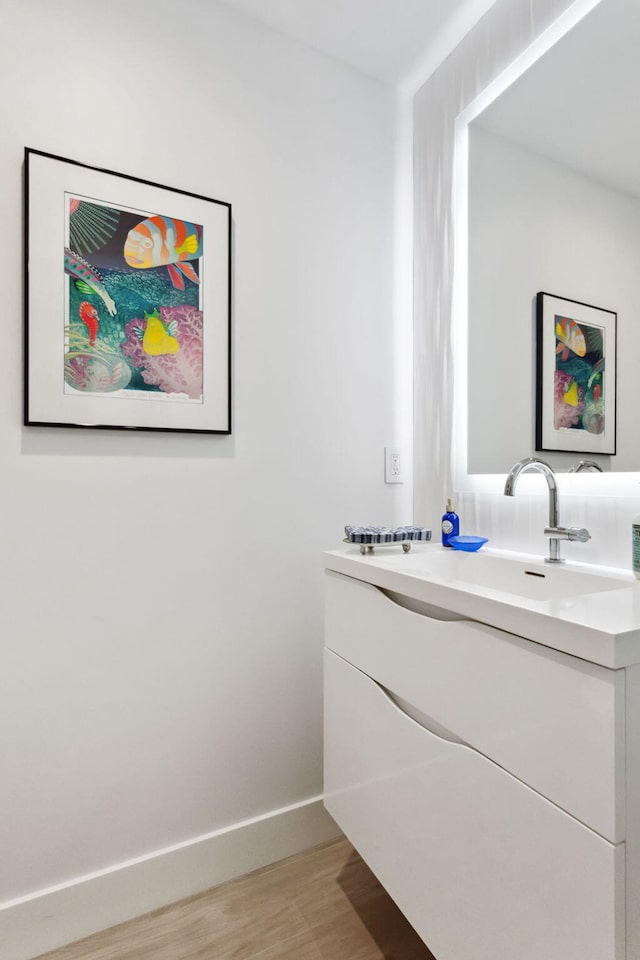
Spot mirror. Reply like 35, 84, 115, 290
466, 0, 640, 474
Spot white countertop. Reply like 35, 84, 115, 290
323, 544, 640, 668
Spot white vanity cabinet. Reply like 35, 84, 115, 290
323, 560, 640, 960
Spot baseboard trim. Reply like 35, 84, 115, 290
0, 796, 341, 960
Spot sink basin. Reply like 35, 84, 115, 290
378, 548, 629, 602
324, 543, 640, 668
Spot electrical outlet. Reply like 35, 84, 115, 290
385, 446, 404, 483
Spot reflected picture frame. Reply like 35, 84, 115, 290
24, 148, 232, 434
536, 291, 616, 456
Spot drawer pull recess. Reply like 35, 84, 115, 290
379, 587, 468, 622
376, 678, 467, 745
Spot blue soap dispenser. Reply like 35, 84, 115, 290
441, 498, 460, 547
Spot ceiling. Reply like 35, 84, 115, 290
217, 0, 498, 91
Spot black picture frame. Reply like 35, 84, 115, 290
24, 147, 232, 434
536, 291, 616, 456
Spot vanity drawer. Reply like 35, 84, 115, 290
325, 570, 624, 841
324, 648, 624, 960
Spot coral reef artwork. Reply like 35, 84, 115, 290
553, 314, 604, 435
64, 196, 204, 402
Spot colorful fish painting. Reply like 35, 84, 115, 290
64, 199, 204, 403
553, 313, 605, 436
64, 248, 117, 316
555, 315, 586, 361
124, 216, 203, 290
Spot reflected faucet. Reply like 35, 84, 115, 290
568, 459, 603, 473
504, 457, 591, 563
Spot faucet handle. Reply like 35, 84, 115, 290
544, 526, 591, 543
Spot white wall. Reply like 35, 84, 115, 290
468, 125, 640, 474
0, 0, 411, 935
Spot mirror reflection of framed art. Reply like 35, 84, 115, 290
536, 292, 616, 456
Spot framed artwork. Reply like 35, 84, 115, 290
536, 292, 616, 455
24, 148, 231, 433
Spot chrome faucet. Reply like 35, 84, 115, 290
504, 457, 591, 563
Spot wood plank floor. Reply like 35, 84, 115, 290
36, 837, 437, 960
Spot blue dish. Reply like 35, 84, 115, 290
448, 535, 488, 552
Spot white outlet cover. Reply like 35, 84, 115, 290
385, 446, 404, 483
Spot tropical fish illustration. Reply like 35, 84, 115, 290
563, 379, 579, 406
123, 216, 203, 290
555, 315, 586, 361
64, 248, 117, 316
79, 301, 99, 346
133, 309, 180, 356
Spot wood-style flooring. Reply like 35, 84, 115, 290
36, 837, 437, 960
